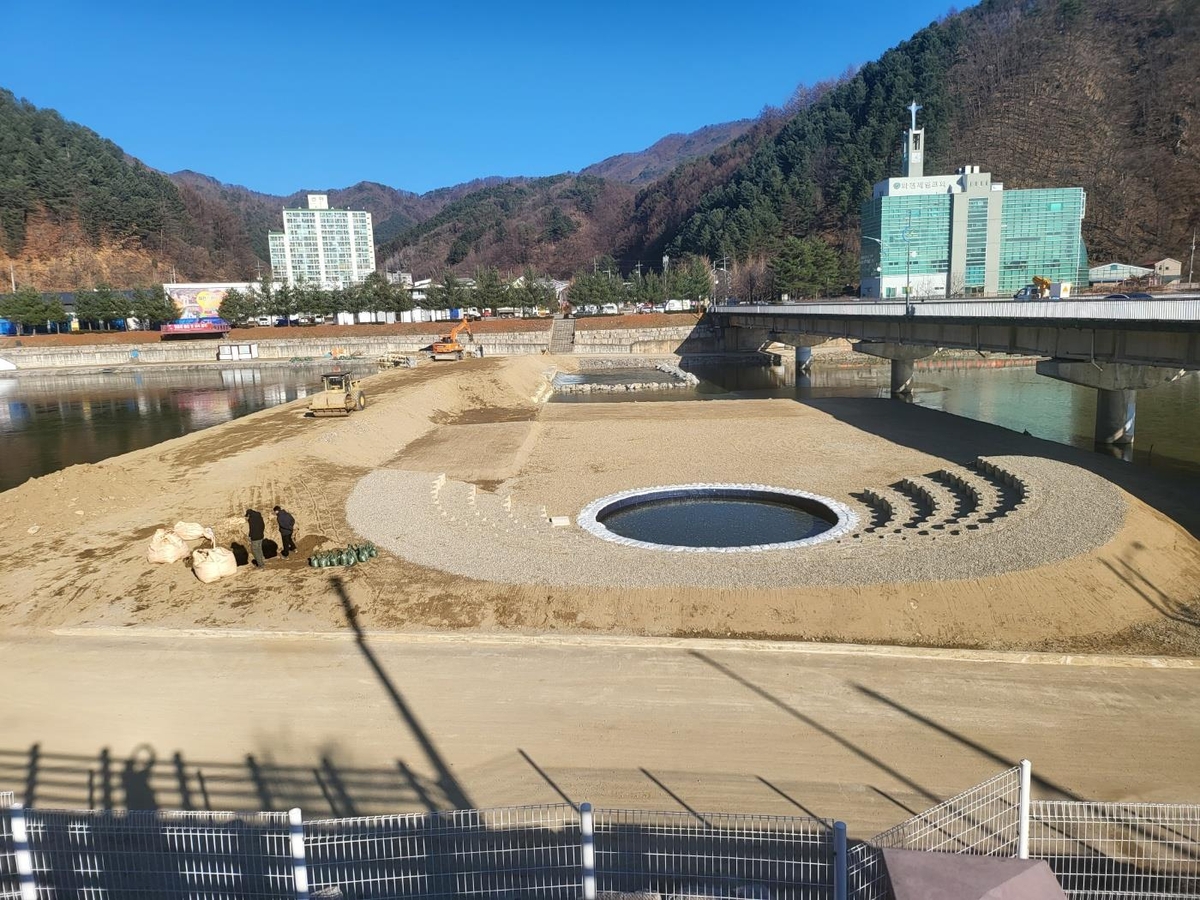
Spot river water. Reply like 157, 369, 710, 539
2, 359, 1198, 493
0, 364, 374, 493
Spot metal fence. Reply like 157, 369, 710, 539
845, 843, 891, 900
303, 804, 581, 900
18, 807, 294, 899
1, 801, 837, 900
5, 770, 1200, 900
871, 763, 1027, 857
592, 808, 836, 900
1029, 801, 1200, 899
1, 792, 16, 900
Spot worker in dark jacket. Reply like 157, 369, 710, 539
273, 505, 296, 558
245, 508, 266, 568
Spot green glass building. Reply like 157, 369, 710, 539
860, 118, 1087, 298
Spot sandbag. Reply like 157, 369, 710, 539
173, 521, 206, 541
192, 547, 237, 583
148, 528, 189, 564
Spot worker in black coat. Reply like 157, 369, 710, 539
274, 505, 297, 558
245, 509, 266, 568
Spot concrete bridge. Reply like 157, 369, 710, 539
714, 297, 1200, 447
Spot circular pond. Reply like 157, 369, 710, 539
578, 484, 856, 553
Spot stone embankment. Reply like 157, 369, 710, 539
572, 320, 720, 356
552, 362, 700, 395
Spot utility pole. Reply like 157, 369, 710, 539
8, 264, 15, 293
1189, 229, 1196, 285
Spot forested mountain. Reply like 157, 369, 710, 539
617, 0, 1200, 277
0, 89, 260, 288
377, 175, 636, 278
168, 173, 462, 259
582, 120, 756, 185
4, 0, 1194, 292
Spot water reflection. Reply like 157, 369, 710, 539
0, 364, 373, 492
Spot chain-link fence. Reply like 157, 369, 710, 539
1029, 800, 1200, 899
592, 808, 835, 900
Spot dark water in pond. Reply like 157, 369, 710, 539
0, 364, 374, 492
600, 497, 833, 547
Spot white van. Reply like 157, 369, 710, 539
601, 303, 619, 315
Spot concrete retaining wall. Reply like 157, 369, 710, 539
0, 331, 554, 370
572, 324, 720, 356
0, 322, 730, 371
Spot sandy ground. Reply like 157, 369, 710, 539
5, 631, 1198, 831
0, 354, 1198, 656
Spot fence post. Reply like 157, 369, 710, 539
833, 821, 848, 900
1017, 759, 1032, 860
11, 804, 37, 900
580, 802, 596, 900
289, 807, 310, 900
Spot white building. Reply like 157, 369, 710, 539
268, 194, 375, 289
1088, 262, 1153, 284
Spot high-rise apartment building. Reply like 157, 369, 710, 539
268, 194, 375, 289
860, 107, 1087, 298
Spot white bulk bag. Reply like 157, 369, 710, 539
192, 547, 238, 583
173, 521, 206, 541
148, 528, 189, 564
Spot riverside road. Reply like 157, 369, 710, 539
4, 629, 1197, 835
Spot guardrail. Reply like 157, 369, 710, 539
716, 299, 1200, 324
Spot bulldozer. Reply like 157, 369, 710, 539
307, 373, 366, 417
430, 320, 478, 361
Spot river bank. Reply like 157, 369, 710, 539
1, 354, 1197, 657
0, 318, 1036, 376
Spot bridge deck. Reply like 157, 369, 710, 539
716, 297, 1200, 329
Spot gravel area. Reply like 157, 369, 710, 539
347, 454, 1126, 589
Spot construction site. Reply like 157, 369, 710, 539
2, 320, 1199, 898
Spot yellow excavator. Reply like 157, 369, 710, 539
430, 320, 476, 361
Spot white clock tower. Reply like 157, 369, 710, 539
902, 100, 924, 178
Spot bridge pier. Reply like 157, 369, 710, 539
1094, 389, 1137, 446
853, 342, 937, 396
765, 334, 828, 372
1035, 360, 1185, 447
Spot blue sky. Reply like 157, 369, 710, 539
2, 0, 961, 195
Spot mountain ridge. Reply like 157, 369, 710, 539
3, 0, 1195, 291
